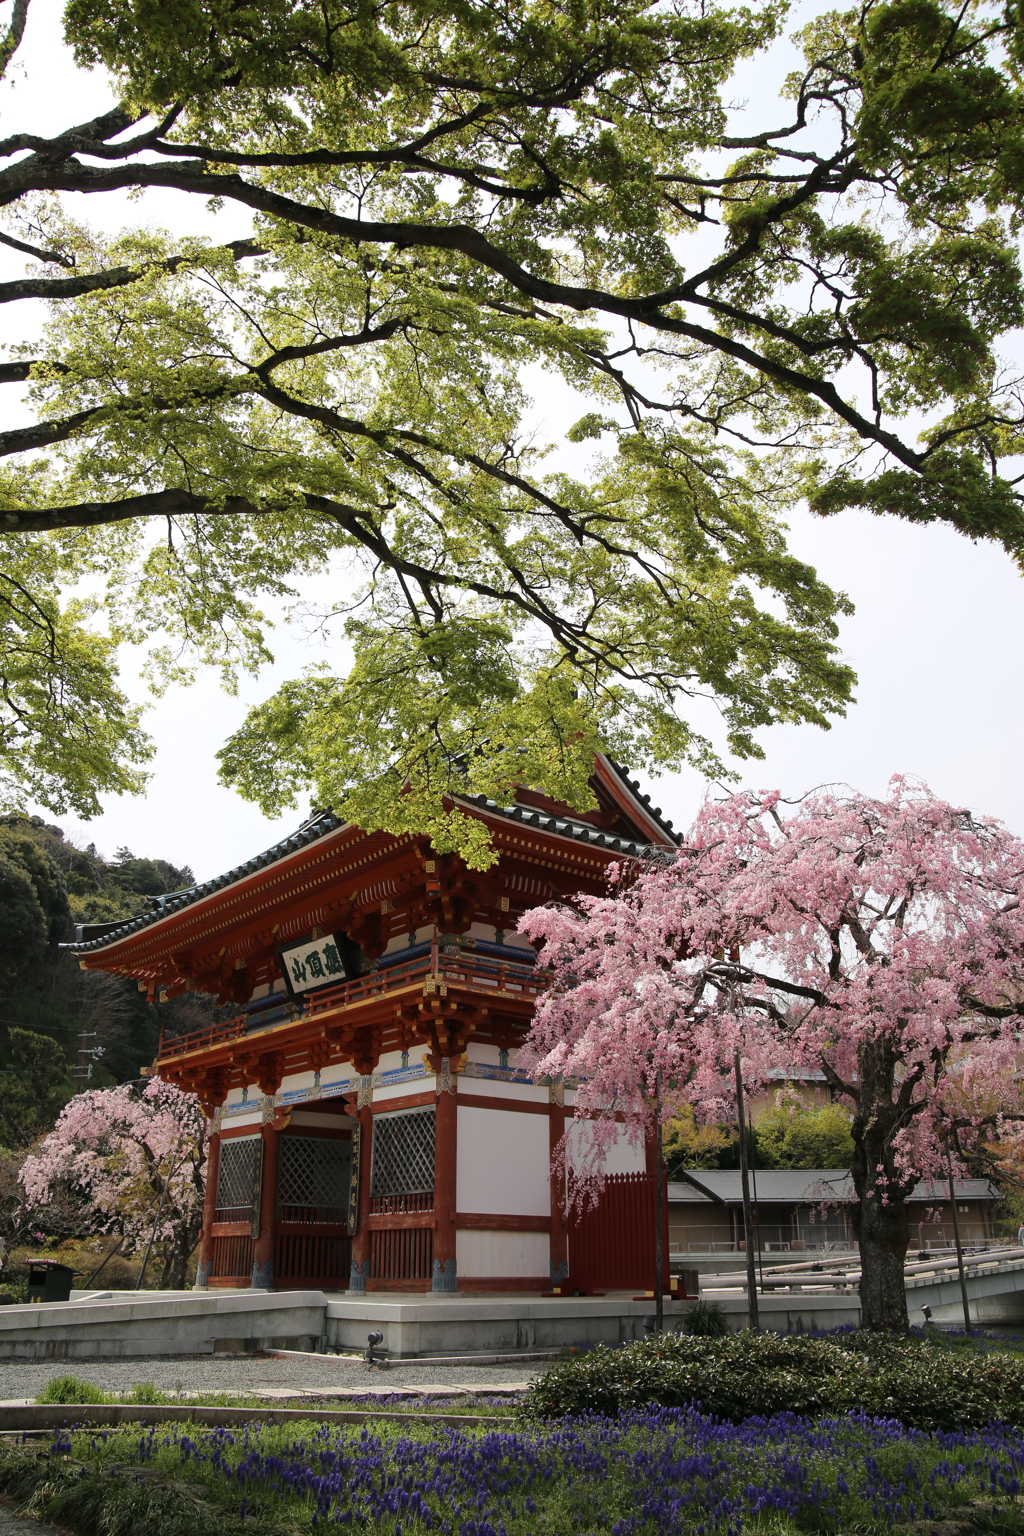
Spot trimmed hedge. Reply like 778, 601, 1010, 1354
520, 1331, 1024, 1432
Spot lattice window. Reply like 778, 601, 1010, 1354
216, 1137, 261, 1214
371, 1108, 435, 1198
277, 1135, 351, 1220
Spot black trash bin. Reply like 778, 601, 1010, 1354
26, 1261, 75, 1304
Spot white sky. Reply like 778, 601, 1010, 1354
9, 0, 1024, 879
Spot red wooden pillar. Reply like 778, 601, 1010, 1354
548, 1089, 569, 1291
348, 1099, 373, 1291
432, 1062, 458, 1291
252, 1122, 281, 1289
195, 1125, 221, 1288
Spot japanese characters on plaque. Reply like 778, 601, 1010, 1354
278, 933, 353, 995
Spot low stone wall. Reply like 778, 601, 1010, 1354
0, 1289, 687, 1360
0, 1289, 327, 1360
325, 1296, 686, 1357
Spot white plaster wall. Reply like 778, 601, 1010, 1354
456, 1229, 549, 1277
281, 1069, 318, 1094
460, 1077, 548, 1104
467, 1042, 501, 1065
503, 931, 535, 952
567, 1121, 646, 1176
376, 1049, 410, 1073
374, 1079, 432, 1105
456, 1106, 550, 1216
220, 1112, 262, 1132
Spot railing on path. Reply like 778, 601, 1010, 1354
700, 1244, 1024, 1297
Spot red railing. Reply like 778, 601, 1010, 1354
372, 1226, 433, 1282
369, 1191, 434, 1216
157, 943, 546, 1062
275, 1232, 350, 1286
211, 1233, 254, 1279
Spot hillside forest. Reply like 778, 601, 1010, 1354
0, 815, 221, 1148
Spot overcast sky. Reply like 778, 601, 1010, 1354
10, 1, 1024, 880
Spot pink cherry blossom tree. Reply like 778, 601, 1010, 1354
20, 1080, 207, 1289
520, 779, 1024, 1331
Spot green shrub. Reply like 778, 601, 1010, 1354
37, 1374, 109, 1405
129, 1381, 166, 1404
519, 1331, 1024, 1431
680, 1300, 729, 1337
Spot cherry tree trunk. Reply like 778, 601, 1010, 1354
849, 1041, 913, 1331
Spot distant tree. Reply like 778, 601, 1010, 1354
0, 829, 71, 944
756, 1095, 855, 1171
663, 1106, 736, 1174
0, 814, 205, 1081
0, 1028, 74, 1147
521, 780, 1024, 1331
20, 1081, 207, 1289
0, 854, 47, 988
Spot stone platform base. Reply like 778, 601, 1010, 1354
0, 1289, 687, 1361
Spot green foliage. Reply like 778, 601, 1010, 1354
12, 0, 1024, 840
0, 814, 205, 1090
662, 1106, 736, 1174
0, 857, 47, 989
0, 539, 150, 819
520, 1331, 1024, 1431
756, 1097, 856, 1170
680, 1300, 730, 1338
0, 1028, 74, 1147
37, 1373, 109, 1405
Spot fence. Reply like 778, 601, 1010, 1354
569, 1170, 669, 1292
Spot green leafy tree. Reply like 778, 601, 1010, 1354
0, 814, 207, 1082
0, 1027, 74, 1147
663, 1105, 737, 1174
756, 1096, 856, 1170
0, 854, 48, 989
0, 0, 1023, 850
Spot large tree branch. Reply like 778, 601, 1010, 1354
0, 0, 30, 84
0, 237, 264, 306
0, 155, 929, 471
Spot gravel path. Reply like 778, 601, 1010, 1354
0, 1355, 551, 1401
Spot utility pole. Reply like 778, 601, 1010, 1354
73, 1028, 101, 1086
947, 1144, 972, 1333
734, 1050, 759, 1331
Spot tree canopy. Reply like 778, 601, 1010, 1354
20, 1080, 207, 1288
2, 0, 1024, 850
520, 780, 1024, 1329
0, 812, 214, 1086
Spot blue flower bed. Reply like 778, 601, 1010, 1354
5, 1405, 1023, 1535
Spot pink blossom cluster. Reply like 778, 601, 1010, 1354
20, 1079, 206, 1249
519, 778, 1024, 1195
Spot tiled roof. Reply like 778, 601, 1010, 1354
67, 759, 675, 956
68, 808, 342, 954
456, 792, 673, 858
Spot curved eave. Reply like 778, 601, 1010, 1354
454, 793, 669, 861
67, 809, 351, 963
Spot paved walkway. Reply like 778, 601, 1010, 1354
0, 1503, 65, 1536
0, 1355, 549, 1401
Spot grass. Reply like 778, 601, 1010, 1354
34, 1375, 516, 1417
2, 1406, 1024, 1535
